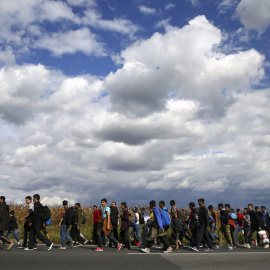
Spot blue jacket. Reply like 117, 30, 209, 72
262, 211, 270, 226
153, 206, 164, 231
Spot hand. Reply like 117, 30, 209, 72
207, 227, 210, 231
215, 225, 218, 229
107, 225, 110, 231
29, 222, 32, 227
259, 227, 262, 230
20, 218, 24, 222
161, 229, 165, 233
58, 223, 61, 228
77, 226, 80, 230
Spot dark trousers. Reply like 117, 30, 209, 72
98, 226, 119, 248
191, 227, 198, 247
93, 223, 99, 245
71, 225, 85, 244
29, 221, 51, 249
195, 224, 213, 249
146, 235, 171, 250
120, 229, 130, 248
244, 225, 250, 243
109, 224, 119, 245
230, 225, 235, 246
180, 229, 193, 244
248, 227, 260, 245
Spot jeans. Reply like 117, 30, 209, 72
234, 225, 243, 245
180, 229, 193, 244
244, 225, 251, 243
109, 223, 119, 245
98, 226, 119, 248
60, 224, 73, 247
5, 230, 20, 242
131, 224, 141, 243
210, 223, 219, 240
93, 223, 99, 245
0, 231, 11, 244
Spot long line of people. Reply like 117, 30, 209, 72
1, 195, 270, 252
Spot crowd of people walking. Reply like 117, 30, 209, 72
0, 195, 270, 253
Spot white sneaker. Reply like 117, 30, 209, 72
17, 240, 21, 246
246, 244, 251, 249
48, 242, 53, 251
7, 242, 14, 250
264, 244, 269, 249
164, 249, 173, 253
141, 248, 150, 253
84, 239, 88, 245
24, 247, 34, 251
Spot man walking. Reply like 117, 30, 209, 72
58, 200, 74, 249
93, 205, 100, 245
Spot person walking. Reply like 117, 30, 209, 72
94, 198, 122, 252
109, 202, 119, 247
208, 205, 219, 244
5, 211, 21, 245
0, 196, 13, 250
131, 207, 141, 246
141, 200, 173, 253
120, 202, 131, 249
58, 200, 74, 249
216, 203, 233, 250
71, 203, 85, 246
243, 208, 251, 247
93, 205, 100, 245
170, 200, 182, 250
234, 209, 244, 246
26, 194, 53, 251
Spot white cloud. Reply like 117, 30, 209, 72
186, 0, 200, 7
165, 3, 175, 11
139, 5, 157, 15
33, 28, 106, 57
235, 0, 270, 31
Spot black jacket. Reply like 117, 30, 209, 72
249, 210, 259, 229
9, 215, 18, 231
31, 201, 43, 222
256, 211, 264, 228
0, 202, 9, 231
110, 206, 119, 226
199, 206, 209, 227
220, 209, 230, 225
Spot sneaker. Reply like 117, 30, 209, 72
264, 244, 269, 249
205, 248, 213, 251
227, 246, 233, 250
7, 242, 14, 250
155, 245, 162, 249
192, 247, 199, 252
70, 241, 75, 248
34, 245, 38, 250
164, 248, 173, 253
24, 247, 34, 251
214, 246, 221, 250
48, 243, 54, 251
84, 239, 88, 245
94, 247, 103, 252
117, 243, 122, 251
246, 244, 251, 249
233, 245, 237, 248
141, 248, 150, 253
17, 240, 21, 246
136, 242, 141, 246
18, 244, 26, 249
58, 247, 66, 250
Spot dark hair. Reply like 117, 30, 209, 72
33, 194, 40, 201
218, 203, 223, 208
255, 206, 259, 210
93, 205, 97, 208
208, 205, 213, 210
63, 200, 68, 206
149, 200, 156, 208
236, 208, 240, 212
112, 201, 116, 204
134, 207, 138, 213
9, 210, 14, 215
248, 203, 253, 207
198, 198, 204, 204
25, 196, 32, 200
0, 196, 5, 202
261, 206, 266, 210
170, 200, 175, 206
101, 198, 107, 203
159, 200, 165, 206
121, 202, 127, 208
225, 204, 230, 209
75, 203, 81, 207
189, 202, 195, 207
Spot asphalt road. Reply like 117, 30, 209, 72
1, 244, 270, 270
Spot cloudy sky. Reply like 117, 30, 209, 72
1, 0, 270, 208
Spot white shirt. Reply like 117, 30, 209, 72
135, 213, 139, 225
28, 202, 34, 212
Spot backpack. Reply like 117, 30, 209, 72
45, 217, 52, 226
139, 213, 145, 225
229, 213, 237, 220
40, 205, 51, 223
177, 208, 186, 224
65, 207, 77, 225
161, 209, 171, 226
81, 211, 88, 225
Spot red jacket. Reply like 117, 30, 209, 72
94, 209, 100, 224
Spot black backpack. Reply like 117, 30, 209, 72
40, 206, 51, 223
65, 207, 77, 225
139, 213, 145, 225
